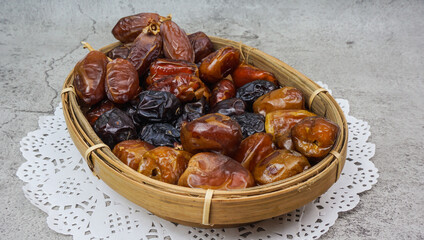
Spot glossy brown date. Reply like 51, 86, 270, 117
210, 98, 246, 116
199, 46, 240, 84
112, 13, 160, 43
74, 50, 108, 106
180, 113, 242, 157
112, 140, 154, 171
145, 58, 199, 86
105, 58, 140, 104
253, 87, 305, 116
178, 152, 255, 190
160, 20, 194, 62
138, 146, 192, 184
188, 31, 214, 63
147, 73, 210, 103
253, 149, 310, 185
234, 133, 275, 172
231, 62, 278, 88
209, 79, 236, 107
265, 110, 316, 136
291, 116, 339, 163
127, 31, 162, 76
85, 100, 115, 126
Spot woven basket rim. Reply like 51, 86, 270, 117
61, 36, 348, 199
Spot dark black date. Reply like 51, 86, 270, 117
134, 90, 182, 123
93, 108, 138, 148
174, 97, 209, 130
231, 112, 265, 138
139, 123, 180, 147
236, 80, 278, 110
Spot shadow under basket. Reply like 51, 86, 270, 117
61, 36, 348, 228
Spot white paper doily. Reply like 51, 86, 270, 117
17, 83, 378, 240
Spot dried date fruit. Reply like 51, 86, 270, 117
107, 44, 132, 59
291, 116, 339, 163
231, 62, 277, 88
112, 140, 154, 171
105, 58, 140, 104
199, 46, 240, 84
178, 152, 255, 190
120, 103, 143, 131
253, 87, 305, 116
265, 109, 316, 136
139, 123, 180, 147
138, 146, 192, 184
146, 58, 199, 86
180, 113, 242, 156
93, 108, 137, 148
174, 97, 209, 130
134, 90, 181, 123
231, 112, 265, 138
234, 133, 275, 172
274, 131, 294, 150
85, 100, 115, 126
253, 149, 310, 185
127, 29, 162, 76
236, 80, 278, 110
74, 50, 108, 106
147, 73, 210, 103
160, 20, 194, 62
209, 98, 246, 116
112, 13, 160, 43
209, 79, 236, 107
188, 31, 214, 63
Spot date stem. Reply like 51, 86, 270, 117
81, 41, 113, 61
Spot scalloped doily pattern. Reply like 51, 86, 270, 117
17, 83, 378, 240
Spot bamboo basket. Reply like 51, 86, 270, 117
61, 36, 348, 228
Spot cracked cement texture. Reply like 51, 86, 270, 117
1, 0, 423, 239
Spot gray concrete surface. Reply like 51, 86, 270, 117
1, 0, 423, 239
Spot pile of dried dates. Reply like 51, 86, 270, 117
74, 12, 340, 190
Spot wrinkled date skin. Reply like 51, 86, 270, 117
231, 112, 265, 138
265, 110, 317, 136
105, 58, 140, 104
231, 62, 278, 88
188, 31, 214, 63
112, 13, 160, 43
178, 152, 255, 190
146, 58, 199, 86
291, 116, 339, 163
180, 113, 242, 156
139, 123, 180, 147
127, 32, 162, 76
138, 146, 192, 184
160, 20, 194, 62
199, 47, 240, 84
148, 73, 210, 103
253, 87, 305, 116
236, 80, 278, 110
74, 51, 108, 106
253, 149, 310, 185
85, 100, 115, 126
112, 140, 154, 171
93, 108, 137, 148
209, 79, 236, 107
210, 98, 246, 116
234, 133, 275, 172
107, 44, 132, 59
134, 90, 181, 123
174, 97, 209, 130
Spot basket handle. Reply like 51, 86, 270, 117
329, 150, 343, 182
308, 88, 328, 109
202, 189, 214, 226
84, 143, 110, 176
